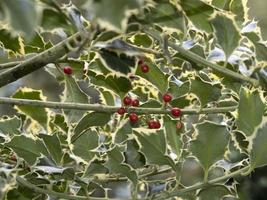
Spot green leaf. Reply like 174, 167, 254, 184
198, 185, 230, 200
146, 0, 185, 32
164, 116, 182, 156
63, 76, 89, 123
190, 77, 222, 106
50, 114, 68, 133
2, 0, 38, 39
40, 133, 63, 166
41, 8, 69, 30
190, 121, 229, 174
168, 81, 190, 99
90, 71, 132, 98
72, 129, 99, 162
99, 89, 115, 106
180, 157, 204, 186
243, 31, 267, 62
134, 129, 175, 169
136, 61, 169, 93
230, 0, 248, 24
250, 118, 267, 170
89, 0, 142, 31
105, 147, 138, 185
212, 0, 231, 10
0, 116, 21, 135
210, 13, 241, 59
0, 29, 23, 53
133, 33, 152, 48
12, 88, 50, 130
6, 135, 49, 165
98, 49, 136, 75
114, 120, 133, 144
124, 140, 145, 168
236, 87, 265, 136
180, 0, 214, 32
72, 112, 111, 143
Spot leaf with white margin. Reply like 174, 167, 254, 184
133, 129, 176, 169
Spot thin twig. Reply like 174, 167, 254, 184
0, 97, 237, 115
0, 30, 90, 87
143, 28, 259, 86
16, 165, 250, 200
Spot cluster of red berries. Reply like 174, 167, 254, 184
117, 96, 140, 123
117, 93, 182, 129
138, 58, 149, 73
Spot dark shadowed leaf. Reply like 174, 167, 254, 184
98, 49, 136, 75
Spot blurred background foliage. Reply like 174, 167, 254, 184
248, 0, 267, 39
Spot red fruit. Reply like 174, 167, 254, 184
176, 121, 183, 129
132, 99, 140, 107
148, 120, 157, 129
63, 66, 73, 75
141, 64, 149, 73
129, 113, 138, 123
163, 93, 172, 103
123, 96, 132, 106
171, 107, 182, 117
148, 120, 161, 129
117, 107, 126, 115
154, 121, 161, 129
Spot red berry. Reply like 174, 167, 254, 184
148, 120, 161, 129
129, 113, 138, 123
138, 58, 144, 65
141, 64, 149, 73
63, 66, 73, 75
117, 107, 126, 115
132, 99, 140, 107
163, 93, 172, 103
176, 121, 183, 129
171, 107, 182, 117
148, 120, 157, 129
154, 121, 161, 129
123, 96, 132, 106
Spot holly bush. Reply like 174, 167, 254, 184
0, 0, 267, 199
